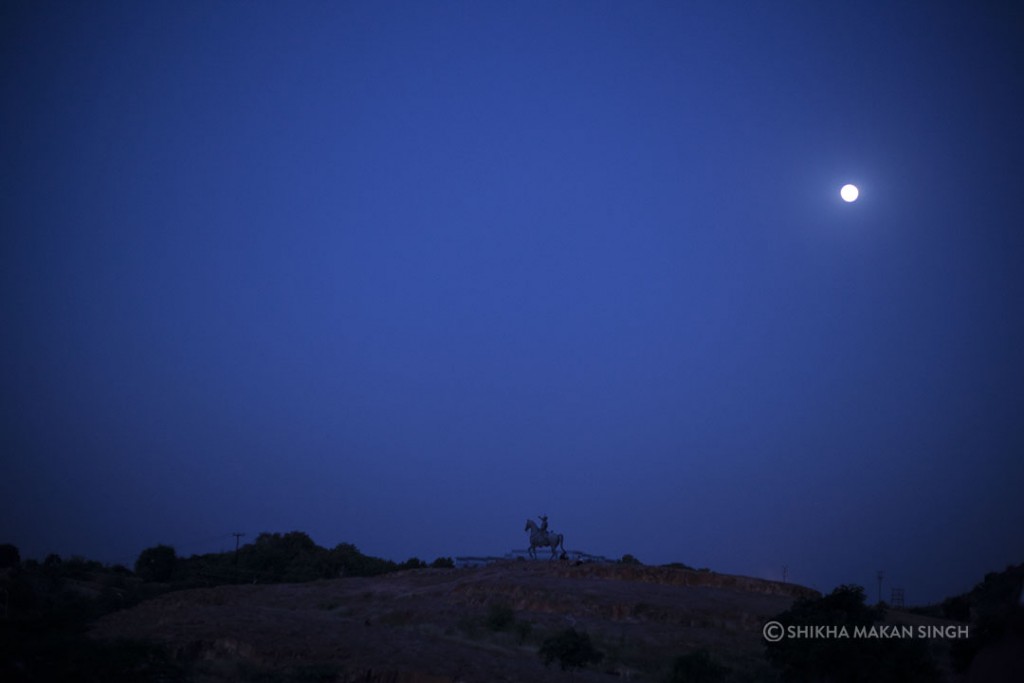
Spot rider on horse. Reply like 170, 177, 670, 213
525, 514, 565, 559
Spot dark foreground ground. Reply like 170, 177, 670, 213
85, 561, 967, 682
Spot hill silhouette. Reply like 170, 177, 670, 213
2, 536, 1021, 681
90, 559, 816, 681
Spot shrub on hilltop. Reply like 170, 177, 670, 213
239, 532, 324, 583
0, 543, 20, 569
134, 545, 177, 582
328, 542, 397, 577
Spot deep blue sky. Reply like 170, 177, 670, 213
2, 1, 1022, 604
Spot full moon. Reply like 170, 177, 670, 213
840, 184, 859, 202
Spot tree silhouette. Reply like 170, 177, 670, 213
134, 545, 177, 582
765, 584, 938, 682
0, 543, 20, 569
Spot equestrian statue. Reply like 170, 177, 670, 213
524, 514, 565, 560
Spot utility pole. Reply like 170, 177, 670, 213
876, 570, 884, 605
782, 565, 788, 583
232, 532, 245, 564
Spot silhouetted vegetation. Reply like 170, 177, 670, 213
661, 561, 696, 571
127, 533, 414, 588
455, 601, 534, 645
398, 557, 427, 570
765, 584, 939, 682
0, 626, 182, 682
134, 544, 177, 582
9, 533, 1014, 681
0, 533, 447, 680
327, 541, 399, 578
237, 531, 325, 583
0, 550, 176, 680
0, 543, 20, 569
933, 562, 1024, 674
539, 628, 604, 672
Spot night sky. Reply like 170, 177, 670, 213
3, 1, 1023, 605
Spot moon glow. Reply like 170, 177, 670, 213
840, 184, 859, 202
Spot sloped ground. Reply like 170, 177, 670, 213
90, 561, 819, 682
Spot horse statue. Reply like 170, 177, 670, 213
524, 517, 565, 560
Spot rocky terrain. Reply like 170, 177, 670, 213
90, 560, 821, 681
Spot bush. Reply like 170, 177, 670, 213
941, 595, 971, 622
765, 584, 939, 682
398, 557, 426, 570
134, 545, 177, 582
662, 561, 696, 570
0, 543, 20, 569
539, 628, 604, 672
620, 554, 642, 565
240, 532, 325, 582
430, 556, 455, 568
328, 543, 397, 577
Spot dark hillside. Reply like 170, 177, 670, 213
90, 560, 815, 681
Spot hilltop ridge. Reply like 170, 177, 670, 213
88, 560, 818, 681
